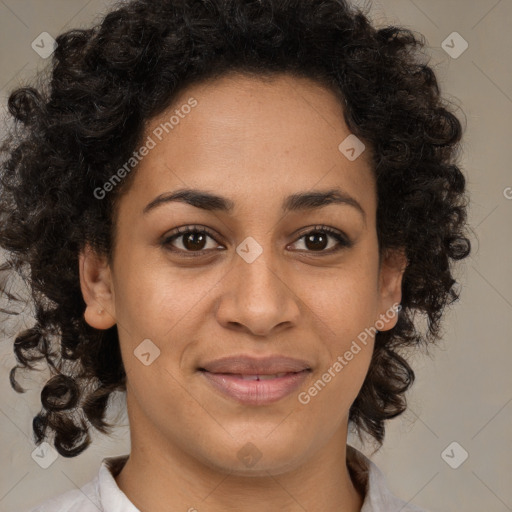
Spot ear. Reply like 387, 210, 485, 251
79, 243, 116, 330
375, 247, 408, 331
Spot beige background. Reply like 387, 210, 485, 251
0, 1, 511, 511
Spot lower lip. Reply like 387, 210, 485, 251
200, 370, 310, 405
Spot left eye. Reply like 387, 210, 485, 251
290, 228, 351, 252
162, 225, 351, 256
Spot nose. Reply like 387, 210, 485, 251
214, 246, 302, 337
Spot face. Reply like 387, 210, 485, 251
80, 72, 405, 476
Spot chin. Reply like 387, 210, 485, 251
196, 435, 311, 477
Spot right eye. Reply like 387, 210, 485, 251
161, 225, 225, 256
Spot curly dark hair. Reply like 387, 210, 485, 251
0, 0, 470, 458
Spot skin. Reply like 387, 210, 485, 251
79, 71, 407, 512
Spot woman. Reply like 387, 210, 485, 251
0, 0, 470, 510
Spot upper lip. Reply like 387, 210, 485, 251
199, 355, 312, 375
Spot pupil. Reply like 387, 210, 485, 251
306, 232, 327, 251
185, 232, 206, 251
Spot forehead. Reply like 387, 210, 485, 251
123, 72, 375, 218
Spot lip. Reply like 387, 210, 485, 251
200, 369, 311, 405
198, 355, 312, 405
199, 355, 312, 375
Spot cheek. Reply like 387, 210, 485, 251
124, 356, 210, 452
300, 263, 380, 342
298, 259, 378, 398
112, 249, 211, 335
299, 327, 374, 418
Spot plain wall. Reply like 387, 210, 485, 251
0, 1, 511, 511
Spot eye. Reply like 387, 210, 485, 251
161, 226, 223, 256
161, 224, 352, 257
289, 225, 352, 254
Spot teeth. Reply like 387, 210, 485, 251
240, 373, 289, 380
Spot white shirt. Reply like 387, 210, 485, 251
26, 446, 427, 511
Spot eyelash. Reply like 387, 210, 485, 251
161, 224, 352, 258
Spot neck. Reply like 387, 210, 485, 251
115, 399, 365, 512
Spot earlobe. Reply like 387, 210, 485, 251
376, 247, 408, 331
83, 304, 116, 330
79, 244, 117, 330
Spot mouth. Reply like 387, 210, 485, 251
197, 355, 312, 405
198, 354, 312, 375
199, 370, 311, 405
209, 372, 298, 380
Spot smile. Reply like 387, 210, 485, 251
200, 369, 311, 405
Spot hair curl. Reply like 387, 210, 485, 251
0, 0, 470, 457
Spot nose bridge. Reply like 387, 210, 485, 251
234, 236, 286, 304
215, 234, 301, 335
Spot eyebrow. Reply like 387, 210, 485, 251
143, 187, 366, 223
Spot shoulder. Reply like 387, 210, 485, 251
25, 454, 131, 512
347, 445, 430, 512
25, 477, 101, 512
